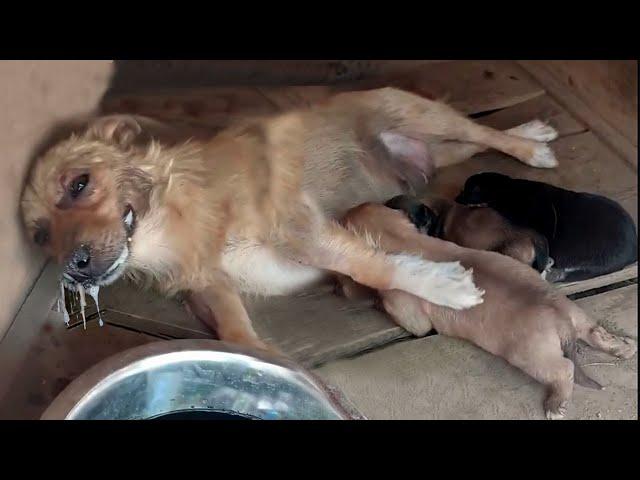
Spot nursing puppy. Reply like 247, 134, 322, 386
456, 172, 638, 282
21, 87, 560, 352
337, 202, 637, 419
385, 194, 551, 274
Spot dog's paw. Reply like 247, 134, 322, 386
389, 254, 485, 310
528, 143, 559, 168
511, 120, 559, 143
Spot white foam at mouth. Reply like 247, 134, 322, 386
77, 284, 87, 330
59, 282, 70, 326
87, 284, 103, 327
58, 244, 129, 332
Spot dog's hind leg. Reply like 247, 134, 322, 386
570, 307, 638, 360
507, 340, 576, 419
418, 120, 560, 168
367, 88, 559, 168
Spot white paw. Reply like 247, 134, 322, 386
389, 254, 485, 310
510, 120, 559, 143
528, 143, 558, 168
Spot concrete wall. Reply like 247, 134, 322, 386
0, 60, 114, 339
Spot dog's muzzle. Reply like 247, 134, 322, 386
62, 205, 136, 288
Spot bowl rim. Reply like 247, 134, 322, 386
41, 339, 361, 420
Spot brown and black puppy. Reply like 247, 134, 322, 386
337, 202, 637, 419
385, 194, 552, 275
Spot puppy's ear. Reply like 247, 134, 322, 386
87, 115, 142, 148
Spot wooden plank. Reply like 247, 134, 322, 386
558, 265, 637, 297
106, 60, 446, 94
521, 61, 637, 147
477, 94, 587, 137
518, 60, 637, 169
102, 60, 545, 127
101, 86, 281, 132
347, 60, 545, 115
73, 280, 407, 369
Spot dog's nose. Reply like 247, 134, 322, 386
66, 245, 92, 280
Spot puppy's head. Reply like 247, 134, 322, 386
21, 115, 152, 288
385, 195, 440, 236
455, 172, 511, 206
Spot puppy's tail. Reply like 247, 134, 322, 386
562, 339, 603, 390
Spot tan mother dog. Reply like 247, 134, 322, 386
337, 202, 637, 419
21, 87, 559, 352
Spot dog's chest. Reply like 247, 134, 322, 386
221, 239, 326, 295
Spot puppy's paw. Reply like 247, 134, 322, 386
528, 143, 559, 168
389, 254, 484, 310
611, 336, 637, 360
511, 120, 559, 143
544, 399, 568, 420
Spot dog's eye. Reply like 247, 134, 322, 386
34, 228, 49, 246
69, 174, 89, 198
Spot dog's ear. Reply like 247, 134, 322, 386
87, 115, 142, 148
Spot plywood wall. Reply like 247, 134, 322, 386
0, 61, 113, 339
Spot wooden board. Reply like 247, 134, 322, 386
559, 265, 637, 297
477, 94, 586, 137
102, 60, 545, 126
106, 60, 446, 94
519, 60, 637, 169
520, 61, 637, 147
67, 280, 408, 368
345, 60, 546, 115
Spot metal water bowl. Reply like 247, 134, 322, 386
41, 340, 358, 420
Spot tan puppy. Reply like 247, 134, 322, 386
21, 87, 560, 352
337, 202, 637, 419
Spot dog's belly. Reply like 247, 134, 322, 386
221, 240, 327, 295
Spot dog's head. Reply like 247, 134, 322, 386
455, 172, 511, 206
21, 115, 153, 288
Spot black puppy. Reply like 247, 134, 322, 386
456, 172, 638, 282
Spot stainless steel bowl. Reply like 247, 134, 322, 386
41, 339, 362, 420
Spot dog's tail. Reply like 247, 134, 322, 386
561, 338, 603, 390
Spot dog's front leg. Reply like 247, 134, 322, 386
279, 220, 484, 310
184, 272, 279, 354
